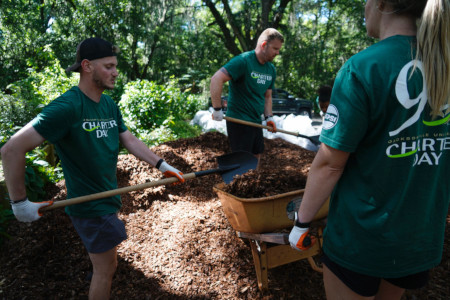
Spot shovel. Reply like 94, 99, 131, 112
41, 151, 257, 211
224, 116, 321, 146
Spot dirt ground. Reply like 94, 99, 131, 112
0, 131, 448, 299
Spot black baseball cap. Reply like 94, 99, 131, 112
66, 37, 118, 72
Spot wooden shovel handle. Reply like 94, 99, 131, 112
40, 172, 197, 211
224, 116, 299, 137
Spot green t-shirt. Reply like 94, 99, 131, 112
321, 35, 450, 277
224, 50, 276, 123
32, 86, 128, 218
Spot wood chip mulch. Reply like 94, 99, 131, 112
0, 131, 448, 299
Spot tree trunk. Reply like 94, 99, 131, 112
204, 0, 292, 56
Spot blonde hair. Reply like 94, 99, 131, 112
416, 0, 450, 118
257, 28, 284, 47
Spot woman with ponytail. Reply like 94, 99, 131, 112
288, 0, 450, 299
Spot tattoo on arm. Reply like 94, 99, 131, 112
220, 67, 229, 76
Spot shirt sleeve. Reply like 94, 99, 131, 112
269, 66, 276, 90
116, 105, 128, 133
223, 55, 246, 81
320, 64, 369, 152
32, 97, 74, 144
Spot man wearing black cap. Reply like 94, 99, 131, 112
1, 37, 185, 299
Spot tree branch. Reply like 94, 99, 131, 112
221, 0, 247, 52
203, 0, 241, 55
271, 0, 291, 28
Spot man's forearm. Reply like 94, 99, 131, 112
120, 131, 161, 167
264, 90, 273, 117
1, 145, 27, 201
210, 68, 231, 109
210, 79, 224, 109
1, 124, 45, 202
264, 99, 273, 117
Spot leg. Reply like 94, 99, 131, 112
255, 153, 261, 169
323, 264, 375, 300
88, 246, 118, 300
226, 121, 264, 161
374, 280, 405, 300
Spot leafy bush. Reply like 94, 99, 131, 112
25, 146, 64, 194
169, 119, 203, 139
0, 94, 38, 145
119, 78, 206, 145
132, 119, 203, 147
0, 202, 14, 246
0, 147, 63, 246
7, 45, 79, 107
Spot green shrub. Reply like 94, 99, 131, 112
25, 146, 64, 185
6, 45, 79, 106
0, 202, 14, 246
1, 45, 79, 144
118, 78, 205, 145
0, 94, 38, 145
169, 119, 202, 139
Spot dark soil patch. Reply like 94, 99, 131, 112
0, 131, 448, 299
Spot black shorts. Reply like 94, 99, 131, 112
226, 120, 264, 155
70, 213, 127, 254
322, 253, 429, 297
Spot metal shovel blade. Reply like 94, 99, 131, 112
296, 133, 321, 146
216, 151, 258, 184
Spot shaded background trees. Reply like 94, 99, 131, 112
0, 0, 372, 100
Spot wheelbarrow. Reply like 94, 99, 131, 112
213, 182, 329, 291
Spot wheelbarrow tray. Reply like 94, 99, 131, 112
213, 182, 329, 234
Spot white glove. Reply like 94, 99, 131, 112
212, 109, 223, 121
289, 212, 315, 251
158, 161, 185, 183
11, 198, 53, 223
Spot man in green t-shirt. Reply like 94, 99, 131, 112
1, 38, 185, 299
210, 28, 284, 163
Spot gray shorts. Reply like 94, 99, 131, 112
70, 213, 127, 254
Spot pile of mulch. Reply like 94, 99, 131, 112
223, 140, 315, 198
0, 131, 448, 299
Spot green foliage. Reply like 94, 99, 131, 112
0, 147, 62, 247
7, 45, 79, 106
24, 147, 63, 202
136, 120, 202, 147
0, 0, 79, 90
0, 94, 37, 145
169, 120, 203, 140
27, 46, 79, 105
119, 78, 206, 145
278, 0, 373, 98
24, 165, 46, 203
0, 202, 14, 246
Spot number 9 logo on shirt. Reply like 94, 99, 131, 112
389, 60, 427, 137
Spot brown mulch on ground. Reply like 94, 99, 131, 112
223, 140, 314, 198
0, 131, 448, 299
